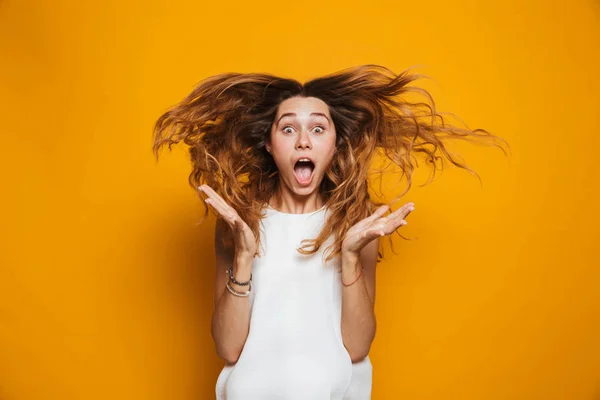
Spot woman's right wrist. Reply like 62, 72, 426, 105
230, 253, 253, 291
234, 251, 254, 266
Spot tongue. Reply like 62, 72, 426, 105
294, 165, 313, 181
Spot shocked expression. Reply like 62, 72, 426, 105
266, 96, 337, 195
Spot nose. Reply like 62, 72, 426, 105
296, 130, 312, 150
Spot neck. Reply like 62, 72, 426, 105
269, 184, 324, 214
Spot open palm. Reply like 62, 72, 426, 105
198, 184, 257, 258
341, 202, 415, 255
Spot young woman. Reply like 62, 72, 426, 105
152, 64, 508, 399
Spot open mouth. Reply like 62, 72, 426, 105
293, 160, 315, 185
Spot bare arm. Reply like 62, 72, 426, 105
210, 218, 253, 364
339, 201, 413, 362
340, 237, 378, 362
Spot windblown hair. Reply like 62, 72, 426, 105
152, 64, 509, 263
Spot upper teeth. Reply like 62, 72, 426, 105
298, 158, 311, 162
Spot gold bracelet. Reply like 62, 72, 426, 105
226, 279, 251, 297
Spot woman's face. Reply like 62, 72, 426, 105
266, 96, 336, 196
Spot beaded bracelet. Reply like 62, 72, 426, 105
226, 279, 251, 297
342, 268, 363, 287
228, 265, 252, 286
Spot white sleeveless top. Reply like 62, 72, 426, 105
215, 204, 373, 399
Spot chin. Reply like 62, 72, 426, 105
288, 177, 320, 194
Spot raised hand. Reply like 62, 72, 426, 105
341, 202, 415, 256
198, 184, 257, 259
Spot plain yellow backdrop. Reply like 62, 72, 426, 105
1, 0, 599, 399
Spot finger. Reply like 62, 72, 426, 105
197, 184, 213, 203
372, 227, 391, 237
204, 196, 238, 227
370, 211, 411, 237
390, 215, 408, 230
199, 185, 230, 210
364, 222, 390, 238
200, 186, 241, 225
200, 185, 232, 213
384, 202, 414, 222
352, 205, 390, 232
399, 207, 414, 221
390, 208, 410, 223
366, 205, 390, 222
377, 213, 408, 233
397, 202, 414, 216
204, 197, 228, 220
365, 228, 382, 239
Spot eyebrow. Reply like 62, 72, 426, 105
276, 112, 331, 125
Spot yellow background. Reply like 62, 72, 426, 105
1, 0, 599, 399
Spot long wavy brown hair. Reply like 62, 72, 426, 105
152, 64, 509, 263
